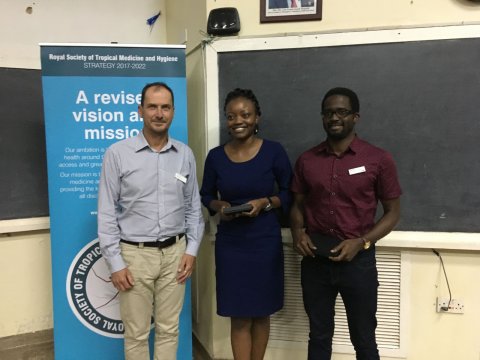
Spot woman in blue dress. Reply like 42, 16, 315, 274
200, 88, 292, 360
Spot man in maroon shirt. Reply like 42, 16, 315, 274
290, 87, 401, 360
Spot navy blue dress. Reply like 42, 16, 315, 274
200, 139, 292, 317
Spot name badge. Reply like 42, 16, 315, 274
348, 166, 366, 175
175, 173, 187, 183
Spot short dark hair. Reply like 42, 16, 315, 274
223, 88, 262, 117
140, 82, 174, 106
321, 87, 359, 113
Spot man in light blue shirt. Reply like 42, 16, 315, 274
98, 82, 204, 360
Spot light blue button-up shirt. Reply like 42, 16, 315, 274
98, 132, 204, 273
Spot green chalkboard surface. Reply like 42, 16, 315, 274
218, 38, 480, 232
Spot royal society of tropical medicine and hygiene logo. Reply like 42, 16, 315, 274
66, 239, 123, 338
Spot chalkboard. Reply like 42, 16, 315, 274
0, 68, 49, 220
218, 37, 480, 232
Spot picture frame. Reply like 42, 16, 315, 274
260, 0, 322, 23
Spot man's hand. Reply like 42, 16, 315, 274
329, 238, 364, 262
177, 254, 196, 284
292, 229, 316, 257
290, 193, 317, 257
111, 268, 135, 291
330, 197, 401, 262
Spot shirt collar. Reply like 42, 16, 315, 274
133, 131, 178, 153
316, 135, 360, 155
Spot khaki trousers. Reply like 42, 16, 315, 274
120, 237, 186, 360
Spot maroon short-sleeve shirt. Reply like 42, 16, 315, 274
291, 136, 402, 240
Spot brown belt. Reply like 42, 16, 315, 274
120, 233, 184, 249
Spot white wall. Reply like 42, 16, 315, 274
1, 1, 480, 359
207, 0, 480, 37
0, 228, 52, 336
0, 0, 167, 69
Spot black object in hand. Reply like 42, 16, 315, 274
309, 233, 342, 257
223, 203, 253, 215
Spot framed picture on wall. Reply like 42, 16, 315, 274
260, 0, 322, 23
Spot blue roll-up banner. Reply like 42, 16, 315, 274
40, 44, 191, 359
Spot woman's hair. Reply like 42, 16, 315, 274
223, 88, 262, 117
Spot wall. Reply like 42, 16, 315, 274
1, 1, 480, 359
0, 0, 167, 338
195, 233, 480, 360
0, 0, 168, 69
207, 0, 480, 36
404, 250, 479, 360
0, 228, 52, 336
192, 1, 480, 359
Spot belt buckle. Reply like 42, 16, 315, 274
156, 234, 184, 249
157, 236, 173, 249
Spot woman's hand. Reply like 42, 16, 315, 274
218, 202, 236, 221
210, 200, 236, 221
216, 198, 271, 220
240, 198, 269, 218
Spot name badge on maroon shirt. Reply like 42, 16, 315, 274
348, 166, 366, 175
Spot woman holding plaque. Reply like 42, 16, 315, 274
200, 88, 292, 360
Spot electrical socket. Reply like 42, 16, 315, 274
436, 297, 464, 314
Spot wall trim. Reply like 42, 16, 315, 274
0, 217, 50, 234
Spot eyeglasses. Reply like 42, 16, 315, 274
321, 108, 354, 119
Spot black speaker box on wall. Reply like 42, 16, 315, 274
207, 7, 240, 36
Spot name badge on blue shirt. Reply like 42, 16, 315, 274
175, 173, 187, 183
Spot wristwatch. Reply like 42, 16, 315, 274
361, 237, 371, 250
264, 197, 273, 211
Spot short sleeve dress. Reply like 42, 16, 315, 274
200, 139, 292, 317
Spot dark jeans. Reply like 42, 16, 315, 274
301, 249, 380, 360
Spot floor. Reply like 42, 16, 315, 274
0, 330, 213, 360
0, 330, 53, 360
